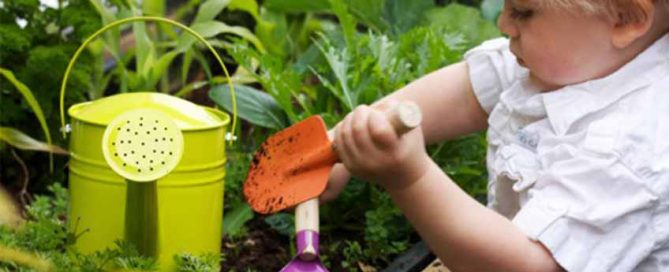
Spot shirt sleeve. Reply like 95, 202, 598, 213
464, 37, 522, 114
511, 148, 659, 272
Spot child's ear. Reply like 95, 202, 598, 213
611, 0, 655, 48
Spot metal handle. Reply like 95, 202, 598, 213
58, 16, 238, 145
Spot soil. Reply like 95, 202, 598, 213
220, 217, 354, 272
221, 218, 292, 271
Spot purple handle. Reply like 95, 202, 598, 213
297, 230, 320, 260
281, 199, 328, 272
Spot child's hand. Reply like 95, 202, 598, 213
333, 103, 431, 191
319, 163, 351, 203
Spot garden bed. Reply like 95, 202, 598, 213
0, 0, 499, 270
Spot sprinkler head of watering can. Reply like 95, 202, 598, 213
101, 109, 184, 258
102, 109, 184, 181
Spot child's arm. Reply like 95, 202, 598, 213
374, 61, 489, 144
332, 104, 563, 271
320, 61, 488, 202
391, 159, 563, 272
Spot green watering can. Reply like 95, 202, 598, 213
58, 17, 237, 271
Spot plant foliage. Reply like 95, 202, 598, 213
213, 1, 498, 268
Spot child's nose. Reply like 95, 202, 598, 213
497, 9, 519, 38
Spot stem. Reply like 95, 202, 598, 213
10, 148, 32, 207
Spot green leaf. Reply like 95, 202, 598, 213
384, 0, 434, 35
174, 253, 220, 271
255, 9, 288, 57
147, 50, 180, 90
181, 49, 194, 85
345, 0, 387, 31
229, 0, 259, 20
222, 203, 254, 238
263, 0, 330, 13
264, 213, 294, 237
192, 49, 213, 79
314, 37, 355, 110
293, 43, 324, 74
193, 0, 232, 24
89, 0, 116, 23
175, 81, 210, 98
424, 4, 501, 47
0, 68, 56, 170
176, 71, 257, 98
481, 0, 504, 22
142, 0, 164, 16
132, 21, 157, 80
329, 0, 357, 50
209, 84, 288, 129
0, 127, 68, 154
177, 21, 265, 53
194, 21, 264, 51
89, 0, 122, 58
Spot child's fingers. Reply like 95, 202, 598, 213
350, 105, 374, 154
334, 112, 355, 166
374, 99, 399, 112
368, 109, 397, 150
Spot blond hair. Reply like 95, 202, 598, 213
540, 0, 669, 24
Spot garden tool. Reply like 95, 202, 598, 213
280, 198, 327, 272
101, 109, 184, 257
243, 101, 422, 214
245, 102, 422, 272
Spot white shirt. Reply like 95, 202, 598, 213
464, 34, 669, 272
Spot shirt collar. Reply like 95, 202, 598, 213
542, 33, 669, 135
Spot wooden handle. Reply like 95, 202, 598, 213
326, 101, 422, 140
295, 198, 319, 260
384, 101, 422, 135
296, 198, 319, 232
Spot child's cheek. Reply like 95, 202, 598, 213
532, 53, 580, 86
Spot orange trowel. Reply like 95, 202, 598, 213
243, 101, 422, 214
244, 101, 422, 272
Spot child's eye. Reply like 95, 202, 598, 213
510, 7, 534, 20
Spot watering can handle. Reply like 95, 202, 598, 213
58, 16, 238, 145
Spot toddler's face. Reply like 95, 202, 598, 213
498, 0, 622, 90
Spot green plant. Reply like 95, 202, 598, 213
0, 68, 68, 206
2, 0, 501, 269
341, 241, 364, 271
0, 0, 98, 192
0, 183, 221, 271
211, 1, 498, 268
84, 0, 264, 99
174, 253, 221, 272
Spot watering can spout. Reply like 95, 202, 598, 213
125, 181, 159, 257
102, 109, 184, 259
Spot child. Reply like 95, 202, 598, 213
322, 0, 669, 271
